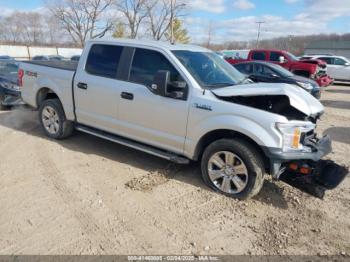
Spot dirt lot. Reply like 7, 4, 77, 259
0, 84, 349, 255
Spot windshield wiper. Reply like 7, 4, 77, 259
204, 82, 235, 88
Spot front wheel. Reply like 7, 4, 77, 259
201, 139, 265, 200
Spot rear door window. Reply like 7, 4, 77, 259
255, 64, 276, 76
251, 51, 266, 61
235, 63, 253, 74
270, 52, 283, 62
129, 48, 183, 87
85, 44, 123, 78
319, 57, 334, 65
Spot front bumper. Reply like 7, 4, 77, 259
263, 135, 332, 165
315, 75, 333, 87
263, 135, 348, 198
279, 160, 348, 199
0, 86, 22, 106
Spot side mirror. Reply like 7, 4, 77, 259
279, 56, 285, 63
152, 70, 187, 99
152, 70, 170, 97
345, 62, 350, 67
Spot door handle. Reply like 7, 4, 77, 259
121, 92, 134, 100
77, 82, 88, 90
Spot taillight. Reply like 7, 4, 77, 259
18, 69, 24, 87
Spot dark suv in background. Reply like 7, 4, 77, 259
234, 61, 321, 99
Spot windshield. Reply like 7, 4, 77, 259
0, 60, 19, 82
172, 50, 246, 88
268, 63, 294, 77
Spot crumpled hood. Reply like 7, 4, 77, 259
211, 83, 324, 116
299, 58, 327, 68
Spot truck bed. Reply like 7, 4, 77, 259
20, 60, 77, 120
23, 60, 78, 71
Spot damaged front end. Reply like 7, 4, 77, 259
211, 82, 324, 123
0, 60, 22, 108
0, 85, 22, 107
211, 83, 348, 198
280, 159, 348, 199
265, 134, 349, 199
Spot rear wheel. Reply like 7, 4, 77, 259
201, 139, 265, 200
39, 99, 74, 139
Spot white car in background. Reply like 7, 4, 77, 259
301, 55, 350, 82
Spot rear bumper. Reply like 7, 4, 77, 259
315, 75, 333, 87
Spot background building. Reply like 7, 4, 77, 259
305, 40, 350, 58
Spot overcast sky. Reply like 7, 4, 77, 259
1, 0, 350, 43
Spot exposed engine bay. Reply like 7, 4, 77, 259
216, 94, 321, 123
211, 82, 325, 124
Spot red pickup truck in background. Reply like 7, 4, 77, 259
225, 49, 333, 87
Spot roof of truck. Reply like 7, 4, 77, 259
87, 38, 210, 52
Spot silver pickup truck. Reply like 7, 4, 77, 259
19, 39, 348, 199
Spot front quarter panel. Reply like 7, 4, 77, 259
184, 90, 286, 159
290, 62, 317, 74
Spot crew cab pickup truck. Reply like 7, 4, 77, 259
226, 49, 333, 87
19, 39, 348, 199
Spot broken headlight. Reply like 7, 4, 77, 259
276, 122, 315, 152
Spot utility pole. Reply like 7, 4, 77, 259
170, 0, 174, 44
169, 1, 186, 44
256, 21, 265, 48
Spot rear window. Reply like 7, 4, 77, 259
251, 51, 266, 61
319, 57, 334, 64
85, 44, 123, 78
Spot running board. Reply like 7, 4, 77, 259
75, 125, 190, 164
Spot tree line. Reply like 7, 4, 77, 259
0, 0, 349, 55
0, 0, 190, 47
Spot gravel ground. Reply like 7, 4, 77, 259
0, 84, 349, 255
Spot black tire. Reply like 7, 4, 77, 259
39, 98, 74, 139
201, 139, 265, 200
0, 95, 10, 111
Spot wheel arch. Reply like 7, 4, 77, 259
192, 129, 270, 171
36, 87, 60, 108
